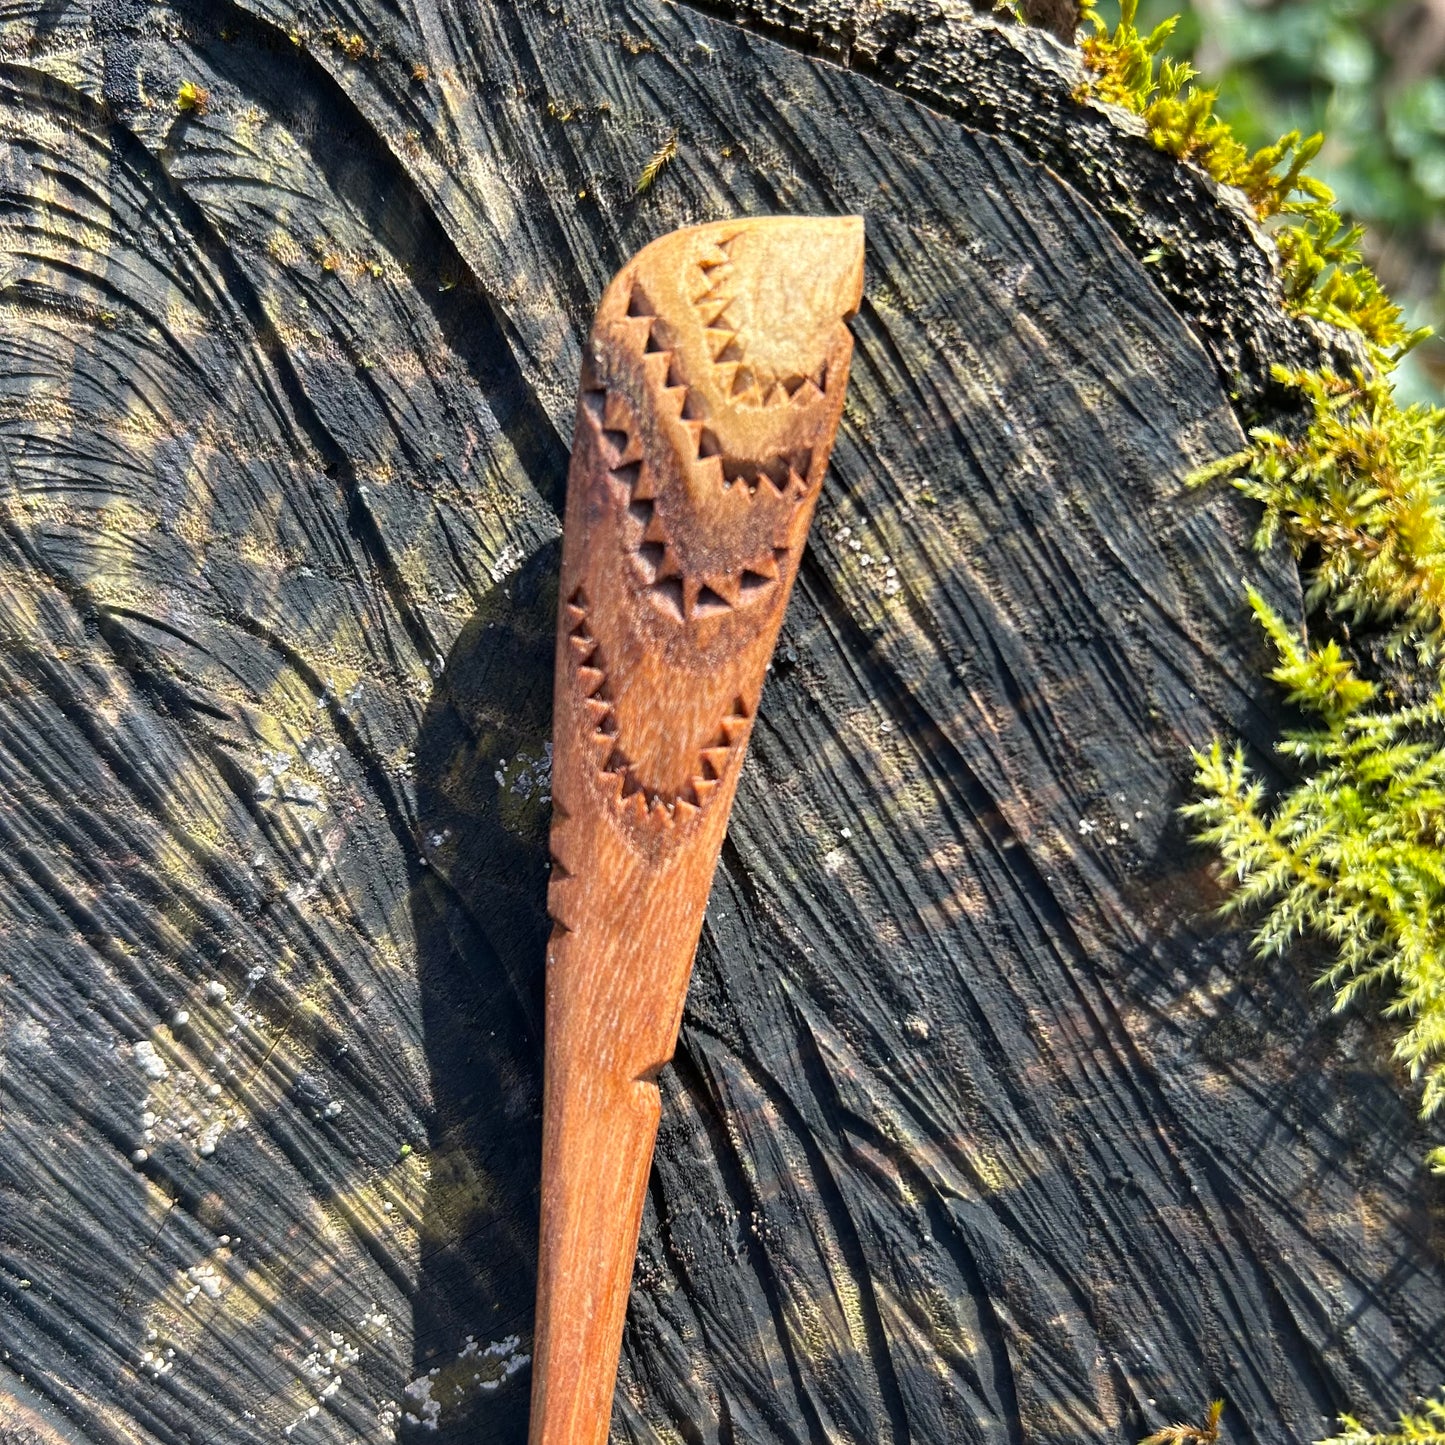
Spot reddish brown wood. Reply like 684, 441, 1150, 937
531, 216, 865, 1445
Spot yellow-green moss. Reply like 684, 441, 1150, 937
1078, 0, 1428, 360
1319, 1392, 1445, 1445
1139, 1398, 1224, 1444
175, 80, 209, 116
1065, 23, 1445, 1430
1061, 10, 1445, 1438
1192, 367, 1445, 661
634, 131, 679, 195
1182, 590, 1445, 1129
1079, 0, 1445, 1178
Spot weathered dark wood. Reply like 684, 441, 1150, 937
0, 3, 1440, 1445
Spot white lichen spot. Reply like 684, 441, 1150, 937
495, 743, 553, 806
134, 1041, 168, 1080
833, 523, 900, 601
487, 541, 524, 583
12, 1015, 48, 1051
284, 1331, 362, 1435
134, 1009, 247, 1163
283, 1404, 320, 1436
403, 1371, 441, 1430
255, 741, 334, 810
139, 1345, 172, 1378
457, 1334, 530, 1395
184, 1261, 223, 1303
303, 738, 340, 778
255, 749, 293, 801
398, 1333, 530, 1429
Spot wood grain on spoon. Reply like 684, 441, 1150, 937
531, 216, 865, 1445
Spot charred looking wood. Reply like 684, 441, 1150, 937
0, 2, 1439, 1444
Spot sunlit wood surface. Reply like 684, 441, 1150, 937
0, 2, 1441, 1442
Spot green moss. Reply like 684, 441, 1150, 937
1181, 591, 1445, 1130
1068, 7, 1445, 1433
1078, 0, 1429, 359
1178, 366, 1445, 1179
1079, 0, 1445, 1177
1192, 367, 1445, 661
175, 80, 210, 116
1318, 1392, 1445, 1445
635, 132, 678, 195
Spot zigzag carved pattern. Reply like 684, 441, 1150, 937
691, 234, 829, 409
621, 281, 817, 500
579, 271, 830, 623
565, 586, 748, 825
580, 375, 793, 623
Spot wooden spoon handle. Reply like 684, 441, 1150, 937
530, 215, 865, 1445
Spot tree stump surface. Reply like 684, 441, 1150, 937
0, 2, 1440, 1443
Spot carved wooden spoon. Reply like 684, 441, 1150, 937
532, 215, 865, 1445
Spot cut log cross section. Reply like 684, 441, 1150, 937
532, 216, 866, 1445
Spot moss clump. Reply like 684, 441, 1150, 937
1079, 0, 1445, 1172
1078, 0, 1427, 359
1073, 1, 1445, 1429
1183, 591, 1445, 1136
1318, 1392, 1445, 1445
1192, 367, 1445, 661
1180, 367, 1445, 1171
175, 80, 209, 116
1078, 0, 1317, 213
